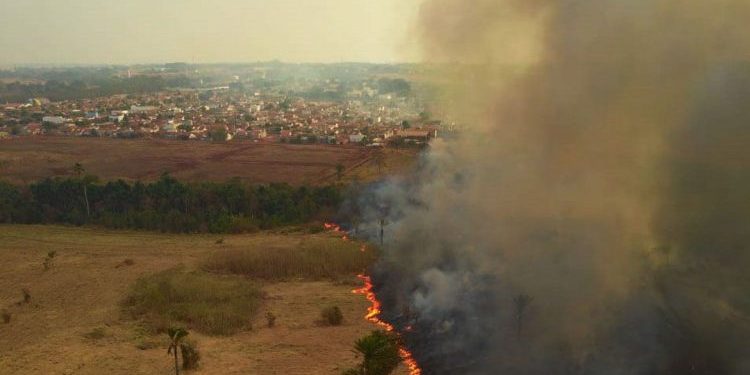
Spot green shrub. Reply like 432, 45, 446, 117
123, 269, 263, 335
2, 310, 10, 324
132, 323, 162, 350
203, 237, 375, 280
180, 340, 201, 370
321, 306, 343, 326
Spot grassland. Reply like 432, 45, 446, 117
124, 269, 264, 335
0, 137, 418, 185
0, 224, 403, 375
203, 236, 377, 280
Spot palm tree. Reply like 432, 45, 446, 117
167, 327, 189, 375
352, 331, 400, 375
72, 162, 90, 217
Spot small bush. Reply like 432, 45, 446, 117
83, 327, 108, 340
265, 311, 276, 328
203, 237, 375, 280
2, 310, 10, 324
133, 323, 161, 350
21, 289, 31, 304
123, 269, 263, 335
43, 251, 56, 271
180, 340, 201, 370
116, 259, 135, 268
135, 338, 160, 350
321, 306, 343, 326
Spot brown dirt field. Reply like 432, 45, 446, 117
0, 137, 375, 185
0, 225, 407, 375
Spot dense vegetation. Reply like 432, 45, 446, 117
0, 75, 192, 102
124, 269, 263, 335
0, 174, 342, 233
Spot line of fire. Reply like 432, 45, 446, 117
324, 222, 422, 375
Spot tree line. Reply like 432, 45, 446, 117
0, 75, 192, 102
0, 173, 342, 233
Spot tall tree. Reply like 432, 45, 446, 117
72, 162, 90, 217
335, 163, 345, 182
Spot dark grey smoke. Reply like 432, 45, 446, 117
358, 1, 750, 374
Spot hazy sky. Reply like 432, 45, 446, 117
0, 0, 421, 65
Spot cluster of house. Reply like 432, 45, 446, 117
0, 90, 440, 146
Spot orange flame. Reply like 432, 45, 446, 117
324, 222, 349, 241
323, 223, 341, 232
354, 274, 422, 375
325, 222, 419, 373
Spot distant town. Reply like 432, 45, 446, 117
0, 63, 449, 147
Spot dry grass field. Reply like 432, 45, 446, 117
0, 225, 406, 375
0, 137, 381, 185
344, 148, 420, 184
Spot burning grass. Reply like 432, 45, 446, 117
354, 274, 422, 375
123, 268, 263, 335
203, 236, 376, 281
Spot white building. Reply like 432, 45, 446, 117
349, 133, 366, 143
42, 116, 66, 125
111, 110, 129, 122
130, 105, 158, 114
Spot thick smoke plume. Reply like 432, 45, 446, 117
362, 1, 750, 374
